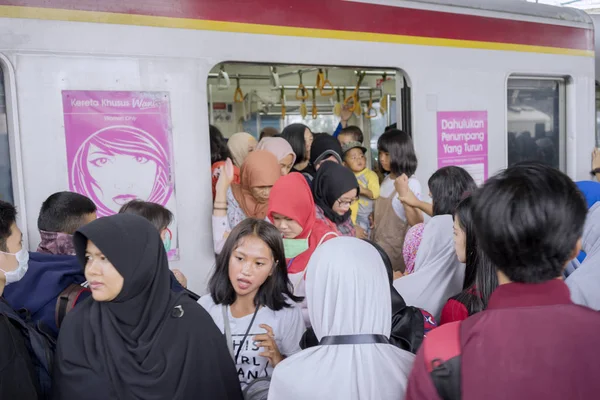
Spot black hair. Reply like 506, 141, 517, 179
209, 124, 231, 164
259, 127, 279, 141
377, 129, 417, 177
385, 123, 397, 132
472, 162, 587, 283
452, 196, 498, 315
281, 123, 311, 166
37, 191, 97, 234
118, 200, 174, 232
0, 200, 17, 252
209, 218, 302, 310
339, 126, 364, 144
428, 166, 477, 216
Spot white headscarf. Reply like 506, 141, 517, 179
566, 202, 600, 311
268, 237, 415, 400
393, 215, 465, 319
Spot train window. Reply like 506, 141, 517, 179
0, 67, 13, 203
507, 77, 565, 171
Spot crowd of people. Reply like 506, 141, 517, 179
0, 119, 600, 399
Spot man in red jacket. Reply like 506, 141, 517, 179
406, 162, 600, 400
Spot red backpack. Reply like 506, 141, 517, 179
423, 321, 462, 400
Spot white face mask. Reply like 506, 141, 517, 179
0, 248, 29, 285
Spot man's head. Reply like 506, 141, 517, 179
38, 192, 97, 234
118, 200, 173, 239
0, 200, 23, 275
338, 126, 364, 147
310, 134, 343, 170
472, 162, 586, 283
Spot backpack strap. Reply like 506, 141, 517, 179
423, 321, 462, 400
317, 231, 338, 247
55, 284, 90, 329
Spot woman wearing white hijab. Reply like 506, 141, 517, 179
268, 237, 415, 400
393, 215, 465, 319
566, 202, 600, 311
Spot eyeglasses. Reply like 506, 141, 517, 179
336, 197, 359, 207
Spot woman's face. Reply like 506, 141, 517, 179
332, 188, 358, 216
271, 212, 303, 239
84, 240, 125, 302
279, 154, 294, 176
87, 144, 158, 213
304, 129, 313, 161
228, 235, 274, 298
248, 137, 257, 153
251, 186, 273, 203
378, 151, 391, 172
453, 216, 467, 263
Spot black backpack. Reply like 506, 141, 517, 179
0, 300, 55, 399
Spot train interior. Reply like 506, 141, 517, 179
206, 63, 406, 168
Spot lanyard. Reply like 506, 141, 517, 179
286, 257, 296, 270
234, 306, 260, 362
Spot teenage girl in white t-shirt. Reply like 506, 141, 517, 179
199, 218, 305, 389
372, 129, 423, 272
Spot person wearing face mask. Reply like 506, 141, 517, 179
0, 200, 42, 399
118, 199, 188, 290
213, 151, 281, 254
311, 161, 359, 237
199, 219, 305, 390
3, 192, 96, 338
267, 173, 339, 325
53, 214, 242, 400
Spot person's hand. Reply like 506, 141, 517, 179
172, 269, 187, 288
355, 226, 368, 239
393, 270, 404, 280
215, 158, 235, 194
369, 213, 375, 229
254, 324, 283, 367
340, 104, 353, 123
396, 174, 420, 207
593, 148, 600, 172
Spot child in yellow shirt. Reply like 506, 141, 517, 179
342, 141, 380, 238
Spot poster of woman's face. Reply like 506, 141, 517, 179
62, 91, 179, 260
72, 126, 172, 216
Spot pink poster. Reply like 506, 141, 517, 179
62, 91, 179, 260
437, 111, 488, 185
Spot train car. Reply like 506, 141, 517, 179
0, 0, 595, 293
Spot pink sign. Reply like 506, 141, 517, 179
437, 111, 488, 185
62, 91, 179, 260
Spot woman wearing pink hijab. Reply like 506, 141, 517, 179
256, 137, 296, 176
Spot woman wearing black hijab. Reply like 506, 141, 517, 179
312, 161, 359, 237
52, 214, 242, 400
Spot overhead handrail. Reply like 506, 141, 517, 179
295, 71, 309, 101
333, 89, 342, 117
320, 69, 335, 97
270, 66, 280, 88
379, 73, 387, 115
365, 89, 377, 119
280, 87, 286, 119
234, 77, 244, 103
312, 88, 318, 119
217, 65, 230, 90
344, 71, 365, 112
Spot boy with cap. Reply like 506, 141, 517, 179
343, 141, 380, 238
